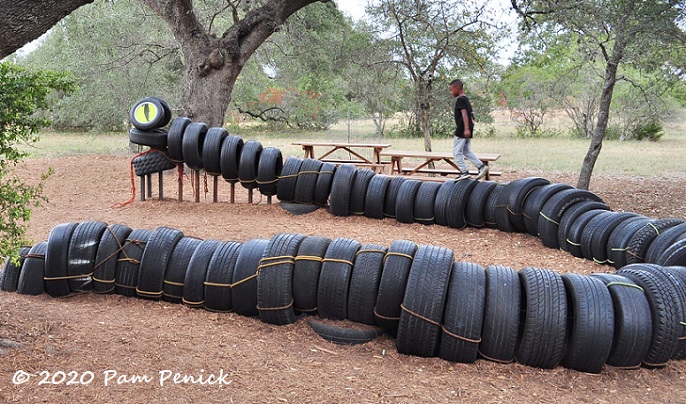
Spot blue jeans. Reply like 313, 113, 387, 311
452, 137, 483, 173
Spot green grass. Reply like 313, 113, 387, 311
25, 110, 686, 177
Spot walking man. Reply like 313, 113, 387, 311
450, 79, 488, 180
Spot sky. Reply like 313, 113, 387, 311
336, 0, 368, 21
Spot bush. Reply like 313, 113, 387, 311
0, 62, 74, 259
631, 120, 664, 142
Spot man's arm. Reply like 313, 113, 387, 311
461, 109, 472, 138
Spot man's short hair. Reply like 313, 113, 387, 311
449, 79, 463, 88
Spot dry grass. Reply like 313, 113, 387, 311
25, 108, 686, 177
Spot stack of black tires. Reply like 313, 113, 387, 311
2, 218, 686, 374
129, 103, 284, 198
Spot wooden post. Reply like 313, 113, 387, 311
177, 164, 184, 202
194, 170, 200, 203
158, 171, 163, 201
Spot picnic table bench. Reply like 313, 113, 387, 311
379, 150, 501, 180
292, 141, 392, 173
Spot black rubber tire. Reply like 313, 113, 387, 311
277, 157, 303, 203
383, 176, 407, 219
395, 179, 422, 224
626, 218, 686, 265
257, 147, 283, 197
1, 246, 31, 292
129, 128, 168, 150
257, 233, 305, 325
162, 236, 203, 303
656, 237, 686, 266
617, 265, 680, 367
465, 180, 497, 228
557, 201, 611, 254
136, 226, 184, 300
220, 135, 244, 183
129, 97, 166, 131
446, 179, 478, 229
565, 209, 610, 258
580, 212, 638, 264
67, 221, 108, 292
538, 188, 604, 249
279, 202, 321, 215
522, 183, 574, 236
439, 261, 486, 363
364, 174, 391, 220
505, 177, 551, 232
313, 162, 337, 207
374, 240, 418, 337
349, 169, 376, 216
591, 273, 652, 369
484, 183, 507, 229
347, 244, 387, 325
182, 239, 222, 308
238, 140, 263, 190
44, 222, 79, 297
167, 117, 191, 163
201, 127, 228, 176
516, 267, 567, 369
115, 229, 152, 297
231, 238, 269, 317
413, 181, 442, 225
479, 265, 521, 363
132, 150, 176, 176
645, 222, 686, 264
153, 97, 172, 128
317, 238, 362, 320
560, 274, 614, 373
93, 224, 133, 294
182, 122, 207, 170
293, 236, 332, 313
329, 164, 357, 217
433, 180, 456, 227
204, 241, 243, 312
293, 158, 323, 204
397, 245, 454, 357
307, 318, 382, 345
637, 264, 686, 359
606, 216, 651, 269
16, 242, 48, 296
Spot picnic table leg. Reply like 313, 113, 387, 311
303, 145, 315, 159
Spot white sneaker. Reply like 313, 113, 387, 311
475, 165, 489, 180
455, 171, 471, 181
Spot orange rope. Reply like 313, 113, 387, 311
112, 149, 177, 208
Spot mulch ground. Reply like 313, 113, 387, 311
1, 154, 685, 402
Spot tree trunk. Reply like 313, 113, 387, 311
418, 79, 433, 152
0, 0, 95, 58
577, 38, 626, 190
141, 0, 326, 126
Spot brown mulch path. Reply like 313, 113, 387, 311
1, 155, 685, 402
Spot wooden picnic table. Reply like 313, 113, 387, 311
292, 141, 392, 173
380, 149, 501, 180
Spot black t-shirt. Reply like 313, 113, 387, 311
454, 95, 474, 138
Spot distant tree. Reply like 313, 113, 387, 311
231, 2, 349, 130
139, 0, 329, 126
512, 0, 686, 189
0, 62, 75, 259
21, 0, 182, 131
368, 0, 500, 151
